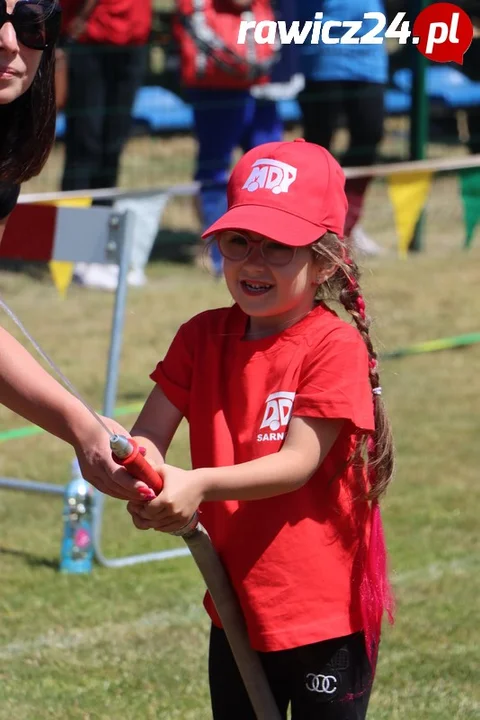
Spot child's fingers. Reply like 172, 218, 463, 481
129, 512, 152, 531
126, 500, 147, 515
154, 518, 189, 533
131, 499, 172, 521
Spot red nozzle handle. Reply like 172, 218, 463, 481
112, 438, 164, 495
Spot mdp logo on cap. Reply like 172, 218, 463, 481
242, 159, 298, 195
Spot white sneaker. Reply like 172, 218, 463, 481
351, 226, 385, 256
74, 263, 147, 291
77, 263, 119, 291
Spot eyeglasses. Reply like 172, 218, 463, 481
216, 231, 297, 267
0, 0, 61, 50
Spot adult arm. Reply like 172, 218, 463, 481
0, 327, 148, 501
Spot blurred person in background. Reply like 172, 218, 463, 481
59, 0, 152, 290
175, 0, 291, 278
297, 0, 388, 256
0, 0, 143, 501
249, 0, 304, 151
460, 1, 480, 153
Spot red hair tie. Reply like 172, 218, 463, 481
355, 296, 366, 320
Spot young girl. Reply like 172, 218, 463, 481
126, 139, 395, 719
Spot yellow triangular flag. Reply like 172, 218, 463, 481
49, 260, 74, 299
387, 171, 433, 257
47, 197, 92, 296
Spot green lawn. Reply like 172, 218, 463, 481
0, 224, 479, 718
3, 4, 477, 715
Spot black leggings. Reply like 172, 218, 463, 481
208, 625, 373, 719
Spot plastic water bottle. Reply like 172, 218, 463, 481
60, 458, 95, 573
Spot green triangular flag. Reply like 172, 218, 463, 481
459, 166, 480, 249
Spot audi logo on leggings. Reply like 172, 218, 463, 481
305, 673, 338, 694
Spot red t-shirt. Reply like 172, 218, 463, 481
150, 302, 375, 652
60, 0, 152, 46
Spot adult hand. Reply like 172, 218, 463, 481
73, 415, 156, 502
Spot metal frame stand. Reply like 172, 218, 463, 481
0, 202, 190, 569
92, 208, 189, 568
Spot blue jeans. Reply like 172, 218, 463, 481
187, 89, 283, 274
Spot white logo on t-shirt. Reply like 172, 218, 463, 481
242, 159, 297, 195
257, 391, 295, 442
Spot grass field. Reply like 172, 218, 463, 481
0, 207, 479, 718
2, 3, 478, 715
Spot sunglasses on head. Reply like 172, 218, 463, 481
216, 231, 297, 267
0, 0, 61, 50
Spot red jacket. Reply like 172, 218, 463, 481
61, 0, 152, 46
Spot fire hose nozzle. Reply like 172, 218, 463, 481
110, 435, 163, 495
109, 434, 133, 459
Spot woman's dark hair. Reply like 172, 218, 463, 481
0, 45, 56, 184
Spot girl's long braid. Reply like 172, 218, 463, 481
339, 253, 395, 500
313, 233, 395, 676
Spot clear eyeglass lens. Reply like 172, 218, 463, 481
217, 233, 295, 266
218, 233, 250, 260
262, 241, 295, 266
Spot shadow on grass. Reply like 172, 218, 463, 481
0, 546, 59, 570
0, 259, 51, 280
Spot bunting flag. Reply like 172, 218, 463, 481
5, 163, 477, 301
47, 197, 92, 297
458, 166, 480, 249
1, 204, 59, 261
49, 260, 74, 299
113, 193, 169, 273
387, 171, 433, 257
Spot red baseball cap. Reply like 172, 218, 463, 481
201, 138, 348, 247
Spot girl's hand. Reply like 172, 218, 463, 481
127, 464, 205, 533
